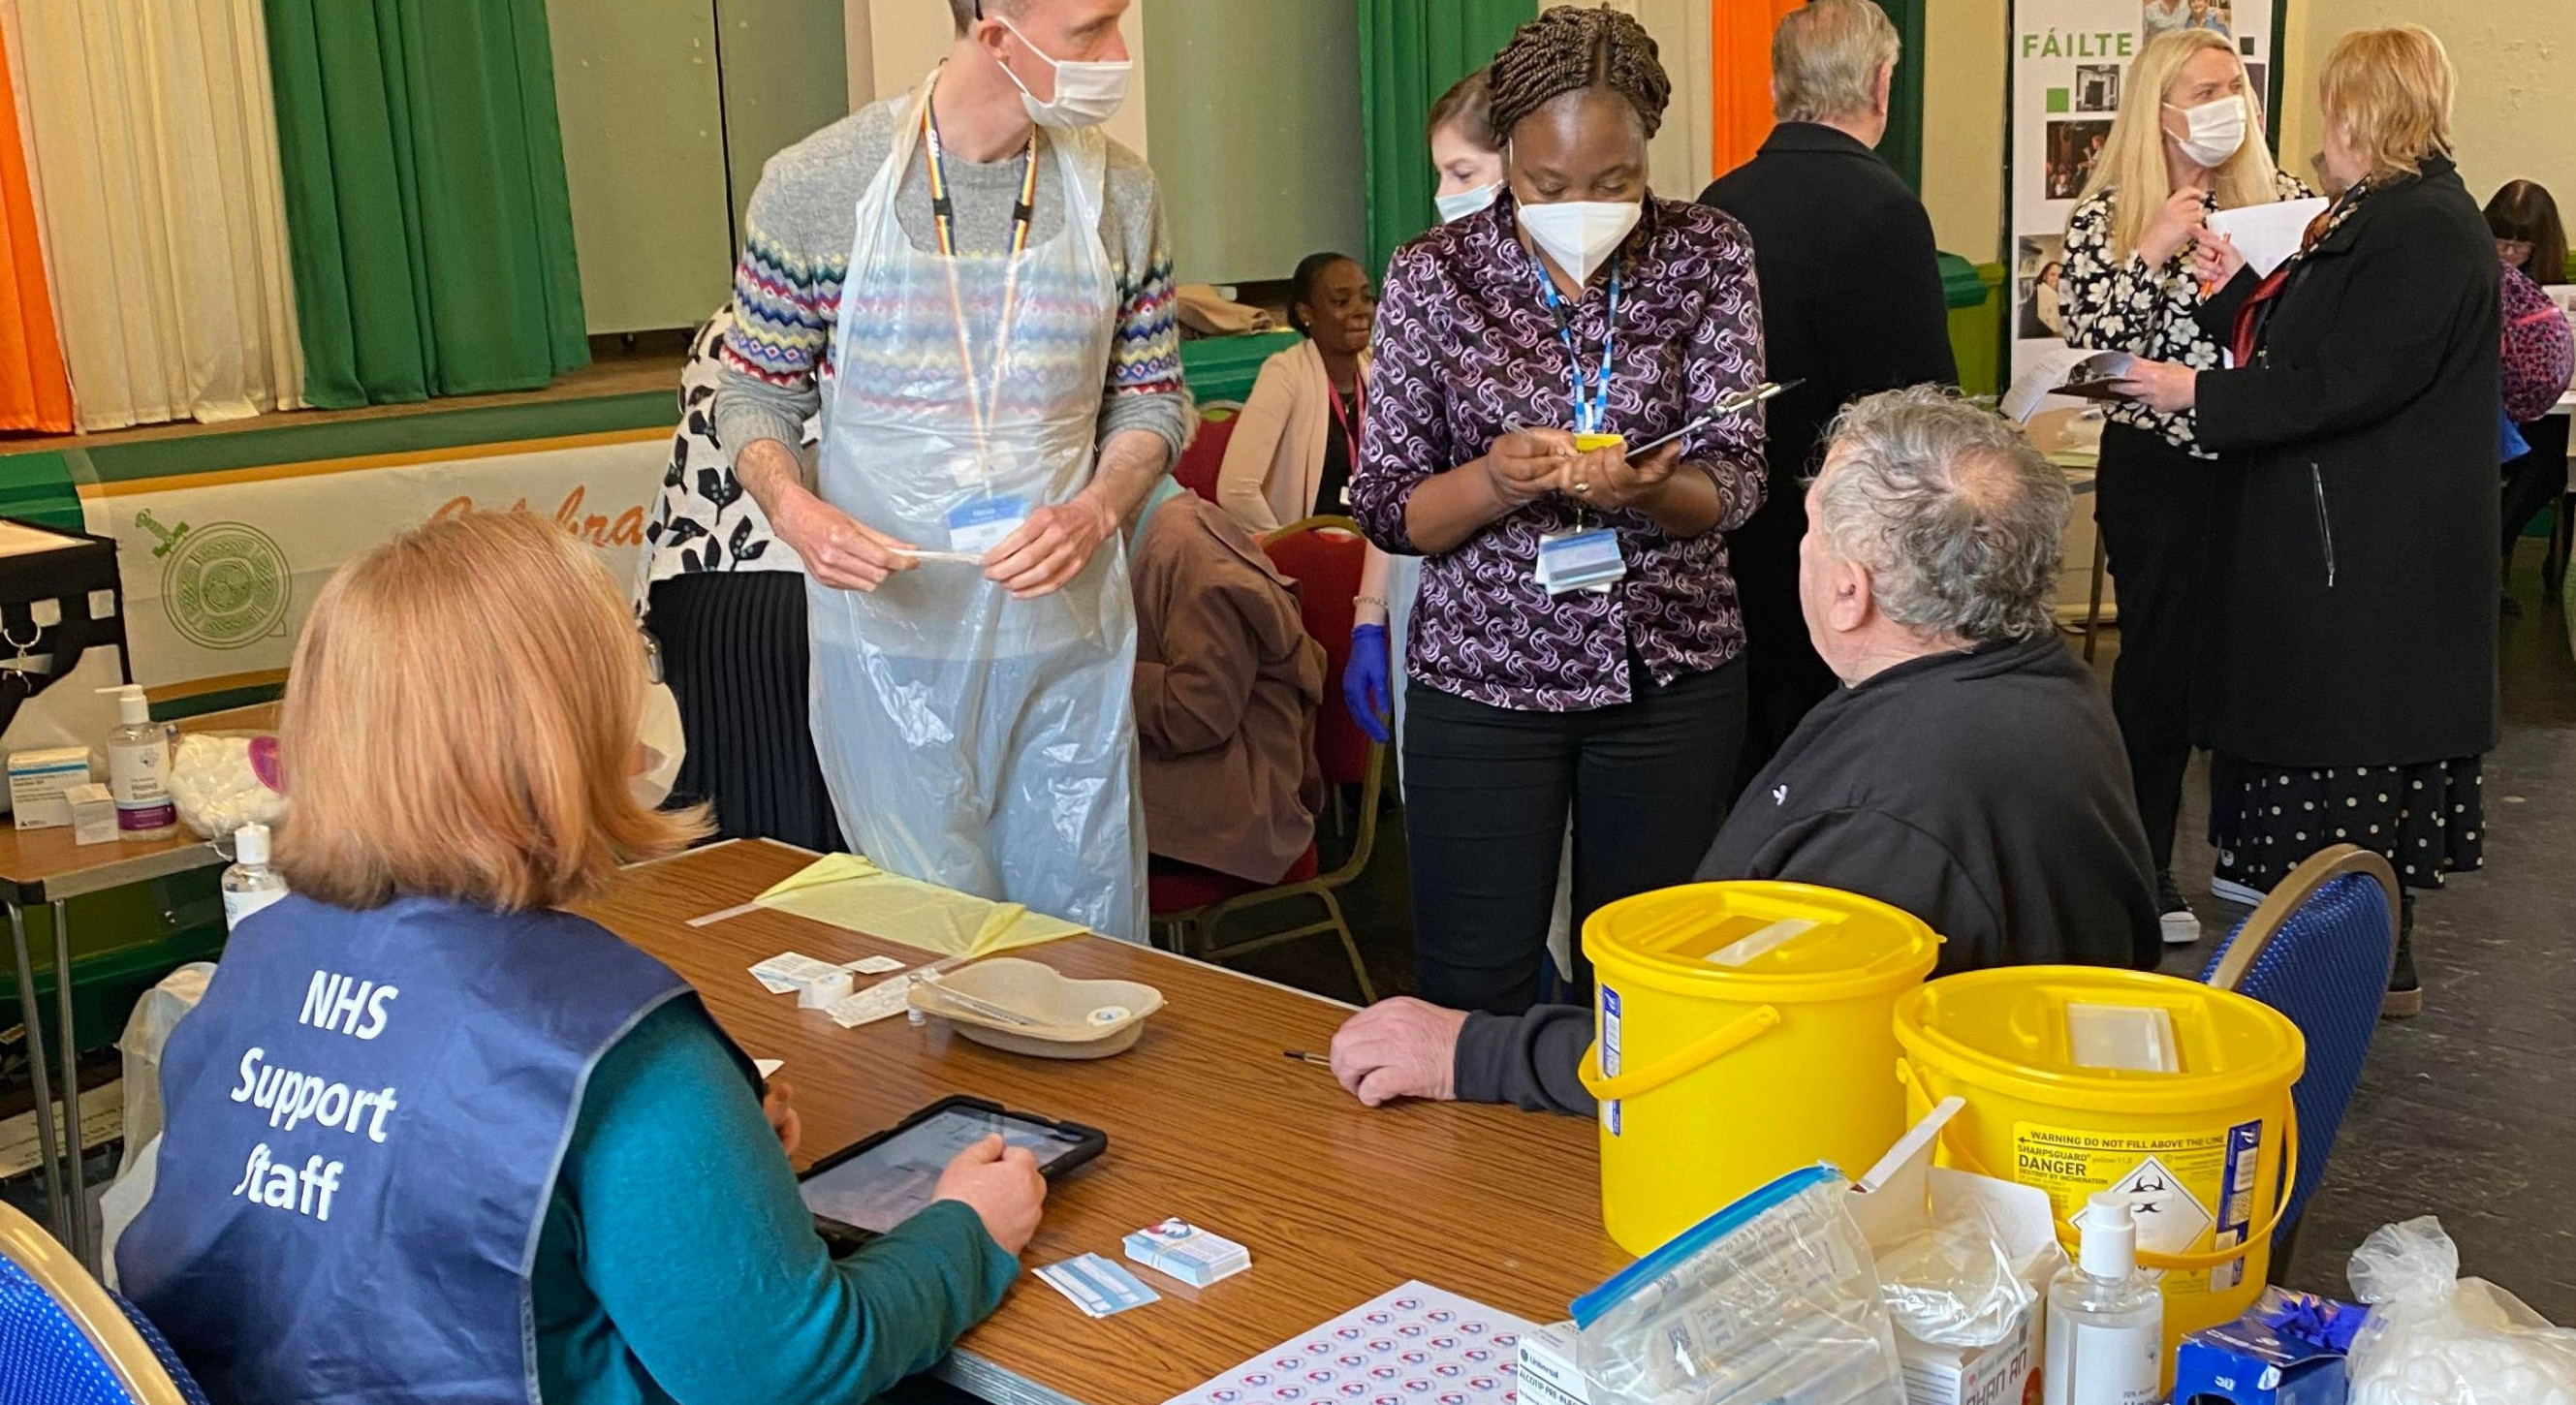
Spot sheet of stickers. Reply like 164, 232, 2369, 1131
1162, 1281, 1533, 1405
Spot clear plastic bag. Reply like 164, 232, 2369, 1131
1874, 1195, 2043, 1350
168, 730, 287, 841
2346, 1217, 2576, 1405
1574, 1167, 1906, 1405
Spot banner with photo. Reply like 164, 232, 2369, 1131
79, 431, 670, 695
2008, 0, 2280, 385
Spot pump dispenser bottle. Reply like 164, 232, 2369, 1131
98, 684, 176, 840
2043, 1191, 2164, 1405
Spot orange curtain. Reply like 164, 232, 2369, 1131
1710, 0, 1803, 182
0, 19, 69, 433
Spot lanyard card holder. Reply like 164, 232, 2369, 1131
947, 493, 1030, 556
1535, 528, 1624, 597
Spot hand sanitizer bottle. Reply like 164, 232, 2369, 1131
221, 823, 289, 930
2044, 1191, 2164, 1405
98, 684, 176, 840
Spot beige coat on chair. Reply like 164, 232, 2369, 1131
1215, 340, 1372, 533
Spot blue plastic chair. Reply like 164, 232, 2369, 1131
0, 1202, 204, 1405
2202, 844, 2400, 1257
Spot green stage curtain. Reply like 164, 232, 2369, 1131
263, 0, 587, 407
1358, 0, 1536, 274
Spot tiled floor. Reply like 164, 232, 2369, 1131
1232, 538, 2576, 1322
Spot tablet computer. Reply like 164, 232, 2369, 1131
798, 1096, 1106, 1254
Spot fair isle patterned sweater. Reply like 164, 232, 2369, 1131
711, 95, 1190, 473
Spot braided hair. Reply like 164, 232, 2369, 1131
1487, 6, 1671, 141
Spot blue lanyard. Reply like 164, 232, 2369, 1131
1529, 252, 1619, 435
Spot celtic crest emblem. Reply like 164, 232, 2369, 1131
136, 511, 292, 651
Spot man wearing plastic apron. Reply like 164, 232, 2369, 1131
717, 0, 1181, 941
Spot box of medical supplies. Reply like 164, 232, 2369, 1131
2171, 1291, 2360, 1405
1516, 1320, 1589, 1405
9, 745, 90, 828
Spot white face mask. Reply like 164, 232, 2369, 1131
632, 677, 686, 811
995, 16, 1131, 130
2166, 94, 2246, 170
1435, 182, 1501, 224
1517, 200, 1642, 284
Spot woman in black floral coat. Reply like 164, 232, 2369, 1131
632, 310, 842, 852
2058, 27, 2308, 946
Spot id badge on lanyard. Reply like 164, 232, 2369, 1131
1530, 253, 1626, 596
925, 70, 1037, 550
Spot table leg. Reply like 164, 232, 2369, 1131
50, 898, 87, 1272
7, 900, 67, 1247
2084, 516, 2109, 664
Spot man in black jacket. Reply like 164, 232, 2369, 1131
1703, 0, 1959, 787
1328, 390, 2158, 1114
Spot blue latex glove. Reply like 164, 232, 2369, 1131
1344, 624, 1393, 744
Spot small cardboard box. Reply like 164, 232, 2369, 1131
2172, 1306, 2352, 1405
1515, 1320, 1588, 1405
65, 782, 115, 846
1852, 1100, 2062, 1405
9, 746, 91, 828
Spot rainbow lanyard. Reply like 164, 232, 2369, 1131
1528, 250, 1620, 436
920, 70, 1041, 484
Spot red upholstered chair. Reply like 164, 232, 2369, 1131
1146, 515, 1380, 1001
1171, 402, 1241, 504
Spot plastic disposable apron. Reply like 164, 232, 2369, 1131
807, 78, 1144, 941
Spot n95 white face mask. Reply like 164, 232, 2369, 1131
1436, 182, 1501, 224
2166, 94, 2247, 170
1518, 200, 1643, 285
996, 16, 1131, 130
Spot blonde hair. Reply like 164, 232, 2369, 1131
276, 511, 706, 913
2320, 25, 2454, 182
2079, 29, 2283, 261
1772, 0, 1899, 124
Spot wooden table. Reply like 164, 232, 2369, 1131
579, 838, 1625, 1405
0, 702, 278, 1266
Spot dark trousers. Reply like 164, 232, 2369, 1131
1730, 492, 1839, 791
2501, 414, 2570, 557
645, 571, 845, 854
2095, 422, 2215, 876
1403, 657, 1747, 1015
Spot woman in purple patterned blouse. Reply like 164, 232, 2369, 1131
1351, 8, 1768, 1015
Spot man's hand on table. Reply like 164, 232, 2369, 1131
934, 1134, 1048, 1256
1329, 998, 1468, 1108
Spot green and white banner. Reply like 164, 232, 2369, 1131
2007, 0, 2282, 384
79, 428, 668, 693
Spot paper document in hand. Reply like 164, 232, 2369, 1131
1999, 349, 2136, 422
2205, 196, 2329, 276
1162, 1282, 1534, 1405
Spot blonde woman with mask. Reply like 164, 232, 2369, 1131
2057, 27, 2307, 947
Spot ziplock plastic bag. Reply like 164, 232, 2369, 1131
2346, 1217, 2576, 1405
1574, 1166, 1906, 1405
169, 731, 286, 841
1874, 1194, 2041, 1350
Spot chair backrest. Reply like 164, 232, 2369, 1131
0, 1201, 197, 1405
2202, 844, 2399, 1234
1259, 515, 1371, 787
1173, 403, 1241, 504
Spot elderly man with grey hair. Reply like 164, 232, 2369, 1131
1328, 390, 2158, 1114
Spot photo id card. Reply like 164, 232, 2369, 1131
947, 495, 1030, 556
1535, 528, 1624, 596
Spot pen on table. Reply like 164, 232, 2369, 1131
1282, 1049, 1332, 1068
